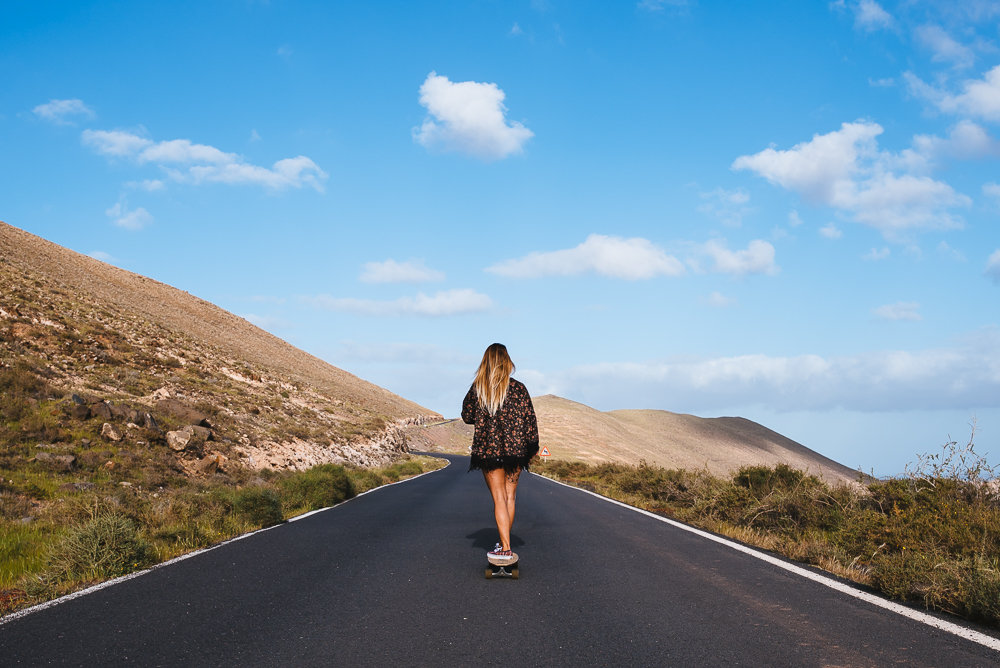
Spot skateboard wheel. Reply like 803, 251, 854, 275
512, 568, 519, 579
485, 568, 493, 579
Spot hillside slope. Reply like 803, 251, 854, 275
0, 221, 436, 471
406, 393, 858, 484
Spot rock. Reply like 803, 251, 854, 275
59, 481, 96, 492
151, 387, 171, 401
166, 425, 206, 452
80, 438, 91, 447
70, 394, 86, 405
156, 399, 212, 428
142, 412, 161, 433
196, 452, 227, 475
90, 401, 113, 421
34, 452, 76, 471
100, 422, 123, 442
102, 460, 117, 471
189, 425, 213, 441
109, 403, 142, 424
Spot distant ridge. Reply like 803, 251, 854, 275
406, 393, 858, 484
0, 221, 436, 469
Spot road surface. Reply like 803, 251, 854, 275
3, 454, 998, 666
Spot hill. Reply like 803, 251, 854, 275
0, 221, 438, 475
407, 393, 858, 484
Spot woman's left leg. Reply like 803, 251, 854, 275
483, 468, 512, 551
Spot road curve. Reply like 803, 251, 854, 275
3, 454, 998, 666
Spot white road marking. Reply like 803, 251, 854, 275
0, 461, 450, 626
535, 473, 1000, 653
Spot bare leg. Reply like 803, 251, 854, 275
505, 468, 520, 531
483, 468, 519, 551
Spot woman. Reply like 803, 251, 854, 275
462, 343, 539, 563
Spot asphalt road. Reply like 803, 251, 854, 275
3, 453, 998, 666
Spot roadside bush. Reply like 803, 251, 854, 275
278, 464, 355, 512
232, 486, 283, 528
47, 510, 153, 582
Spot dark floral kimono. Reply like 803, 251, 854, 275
462, 378, 539, 473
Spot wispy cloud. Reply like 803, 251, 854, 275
987, 250, 1000, 283
698, 187, 751, 227
413, 72, 533, 160
105, 199, 152, 230
486, 234, 685, 280
873, 301, 922, 321
305, 289, 492, 317
914, 24, 975, 69
905, 65, 1000, 122
820, 223, 843, 239
360, 259, 445, 284
732, 121, 970, 240
699, 239, 778, 276
853, 0, 894, 32
81, 129, 327, 192
33, 98, 95, 125
705, 291, 736, 308
863, 247, 891, 261
528, 329, 1000, 413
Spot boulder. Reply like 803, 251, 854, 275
64, 403, 91, 420
155, 399, 211, 427
100, 422, 123, 442
90, 401, 113, 421
166, 425, 206, 452
34, 452, 75, 472
196, 452, 227, 475
142, 412, 161, 433
109, 403, 142, 424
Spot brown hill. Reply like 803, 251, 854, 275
0, 221, 437, 472
407, 394, 858, 484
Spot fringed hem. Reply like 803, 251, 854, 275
468, 452, 534, 475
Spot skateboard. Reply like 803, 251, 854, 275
485, 552, 519, 579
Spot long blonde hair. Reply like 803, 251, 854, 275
473, 343, 515, 416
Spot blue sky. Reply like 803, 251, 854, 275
3, 0, 999, 475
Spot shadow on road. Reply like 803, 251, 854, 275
466, 527, 526, 550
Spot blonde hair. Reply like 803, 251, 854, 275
473, 343, 515, 416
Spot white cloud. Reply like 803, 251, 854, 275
915, 24, 975, 69
863, 247, 891, 261
788, 210, 803, 226
733, 121, 970, 240
854, 0, 893, 31
638, 0, 689, 11
510, 22, 524, 36
873, 301, 922, 321
898, 120, 999, 173
906, 65, 1000, 122
306, 289, 493, 317
33, 98, 95, 124
529, 329, 1000, 413
820, 223, 843, 239
82, 129, 152, 157
984, 182, 1000, 202
82, 129, 327, 192
987, 249, 1000, 282
487, 234, 685, 280
360, 259, 445, 284
937, 241, 966, 262
413, 72, 533, 160
105, 200, 153, 230
706, 291, 736, 308
869, 77, 895, 87
700, 239, 778, 275
698, 187, 751, 226
126, 179, 165, 192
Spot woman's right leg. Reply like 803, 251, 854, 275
483, 468, 512, 551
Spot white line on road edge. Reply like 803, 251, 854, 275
0, 460, 450, 627
535, 473, 1000, 653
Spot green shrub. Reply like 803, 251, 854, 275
233, 487, 283, 527
47, 511, 153, 581
278, 464, 355, 512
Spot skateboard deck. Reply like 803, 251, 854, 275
485, 552, 519, 579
